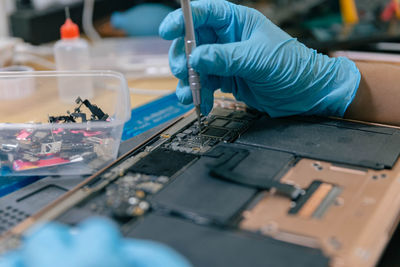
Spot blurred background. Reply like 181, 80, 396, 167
2, 0, 400, 73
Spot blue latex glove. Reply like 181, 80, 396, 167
111, 4, 174, 36
159, 0, 361, 117
0, 218, 191, 267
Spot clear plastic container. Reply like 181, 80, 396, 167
0, 71, 131, 176
90, 37, 172, 78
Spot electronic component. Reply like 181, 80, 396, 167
209, 118, 229, 127
48, 115, 76, 123
74, 97, 109, 121
106, 174, 169, 218
1, 143, 18, 152
165, 122, 217, 154
13, 157, 73, 172
289, 181, 342, 219
55, 173, 173, 225
129, 148, 197, 177
202, 127, 229, 139
0, 151, 11, 169
164, 111, 254, 155
40, 142, 62, 155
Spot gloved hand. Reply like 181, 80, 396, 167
159, 0, 360, 117
0, 218, 191, 267
111, 4, 174, 36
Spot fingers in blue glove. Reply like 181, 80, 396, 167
201, 86, 215, 115
168, 28, 219, 80
176, 80, 214, 115
161, 0, 360, 118
72, 218, 128, 267
159, 0, 233, 40
0, 218, 191, 267
176, 76, 220, 115
23, 223, 73, 267
175, 79, 192, 105
189, 42, 252, 77
0, 251, 24, 267
112, 4, 174, 36
169, 38, 188, 80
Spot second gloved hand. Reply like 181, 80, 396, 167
159, 0, 360, 117
111, 4, 174, 36
0, 218, 191, 267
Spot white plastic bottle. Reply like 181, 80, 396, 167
54, 14, 93, 103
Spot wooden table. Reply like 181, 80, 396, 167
0, 74, 178, 123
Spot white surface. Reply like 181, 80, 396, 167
332, 50, 400, 63
32, 0, 82, 10
0, 0, 15, 37
83, 0, 101, 42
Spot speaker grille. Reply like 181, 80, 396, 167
0, 206, 30, 234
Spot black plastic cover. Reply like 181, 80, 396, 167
129, 148, 198, 177
236, 116, 400, 170
151, 155, 256, 224
151, 144, 294, 224
126, 213, 330, 267
206, 144, 295, 183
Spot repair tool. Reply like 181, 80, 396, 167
181, 0, 202, 131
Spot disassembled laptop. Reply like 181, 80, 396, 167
1, 98, 400, 267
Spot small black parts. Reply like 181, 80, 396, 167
49, 97, 109, 124
48, 115, 76, 124
75, 97, 109, 121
